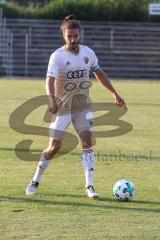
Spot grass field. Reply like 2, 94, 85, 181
0, 78, 160, 240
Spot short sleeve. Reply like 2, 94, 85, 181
46, 52, 60, 78
89, 48, 100, 72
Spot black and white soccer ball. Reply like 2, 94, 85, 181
113, 179, 136, 201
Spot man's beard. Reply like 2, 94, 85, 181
69, 42, 79, 50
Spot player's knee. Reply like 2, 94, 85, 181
52, 141, 62, 152
43, 141, 62, 160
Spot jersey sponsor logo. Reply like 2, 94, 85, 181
84, 57, 89, 64
67, 69, 87, 79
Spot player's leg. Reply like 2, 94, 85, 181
72, 110, 99, 198
80, 130, 99, 198
26, 114, 71, 195
25, 138, 62, 195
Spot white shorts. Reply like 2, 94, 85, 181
49, 109, 93, 140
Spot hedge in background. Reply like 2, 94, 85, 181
1, 0, 160, 22
5, 0, 49, 7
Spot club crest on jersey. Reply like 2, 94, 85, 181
84, 57, 89, 64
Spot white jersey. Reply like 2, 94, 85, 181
47, 44, 100, 114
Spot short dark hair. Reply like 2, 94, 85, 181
60, 15, 81, 33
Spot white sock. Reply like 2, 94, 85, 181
32, 154, 51, 183
82, 148, 95, 188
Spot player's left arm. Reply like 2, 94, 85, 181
94, 68, 127, 110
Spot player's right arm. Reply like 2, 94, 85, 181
46, 51, 60, 114
46, 76, 58, 114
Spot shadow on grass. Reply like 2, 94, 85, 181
98, 197, 160, 205
42, 193, 160, 206
0, 195, 159, 214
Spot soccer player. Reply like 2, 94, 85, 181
26, 15, 127, 198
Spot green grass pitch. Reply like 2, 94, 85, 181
0, 78, 160, 239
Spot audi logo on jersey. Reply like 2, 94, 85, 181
67, 69, 87, 79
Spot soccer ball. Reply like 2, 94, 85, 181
113, 179, 136, 201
